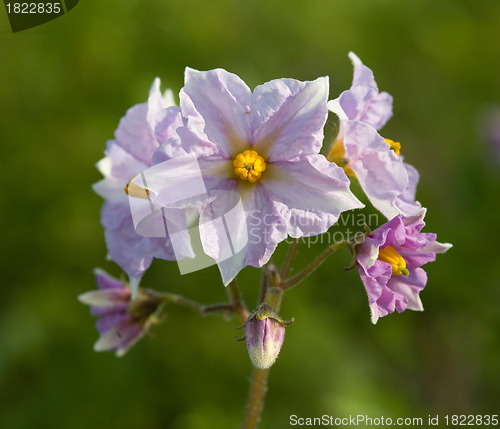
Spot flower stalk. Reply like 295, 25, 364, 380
241, 278, 288, 428
149, 288, 249, 320
241, 367, 270, 429
227, 279, 249, 323
154, 290, 205, 313
280, 238, 300, 279
280, 239, 351, 290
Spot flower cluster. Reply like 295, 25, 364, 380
326, 53, 450, 323
82, 53, 450, 358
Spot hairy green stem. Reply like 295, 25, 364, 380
263, 286, 283, 311
152, 289, 245, 319
280, 238, 300, 279
280, 240, 350, 290
258, 266, 269, 305
201, 303, 235, 316
241, 238, 354, 427
153, 291, 205, 313
241, 283, 284, 429
227, 279, 249, 323
241, 368, 270, 429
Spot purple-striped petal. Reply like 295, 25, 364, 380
93, 142, 149, 204
252, 77, 329, 162
95, 311, 129, 334
93, 316, 143, 356
78, 289, 130, 308
344, 121, 408, 220
180, 68, 252, 158
261, 154, 363, 237
330, 52, 393, 131
93, 268, 127, 291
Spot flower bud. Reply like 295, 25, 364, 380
245, 314, 285, 369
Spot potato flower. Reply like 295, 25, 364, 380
137, 68, 364, 284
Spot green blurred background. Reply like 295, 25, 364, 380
1, 1, 499, 428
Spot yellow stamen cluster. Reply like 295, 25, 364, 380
124, 178, 150, 199
377, 245, 409, 276
384, 138, 401, 155
327, 139, 356, 177
233, 149, 266, 183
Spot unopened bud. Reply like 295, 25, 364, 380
246, 316, 285, 369
243, 301, 294, 369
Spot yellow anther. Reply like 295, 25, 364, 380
327, 138, 356, 177
377, 245, 409, 276
124, 178, 150, 199
384, 138, 401, 155
233, 149, 266, 183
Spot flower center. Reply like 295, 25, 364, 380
377, 245, 409, 276
233, 149, 266, 183
128, 289, 164, 325
384, 138, 401, 155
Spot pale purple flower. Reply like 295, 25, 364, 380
93, 79, 192, 288
356, 209, 451, 324
138, 68, 363, 285
328, 51, 393, 130
78, 269, 164, 356
341, 120, 421, 219
327, 52, 421, 219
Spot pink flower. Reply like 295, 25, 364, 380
78, 269, 164, 356
356, 210, 451, 324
